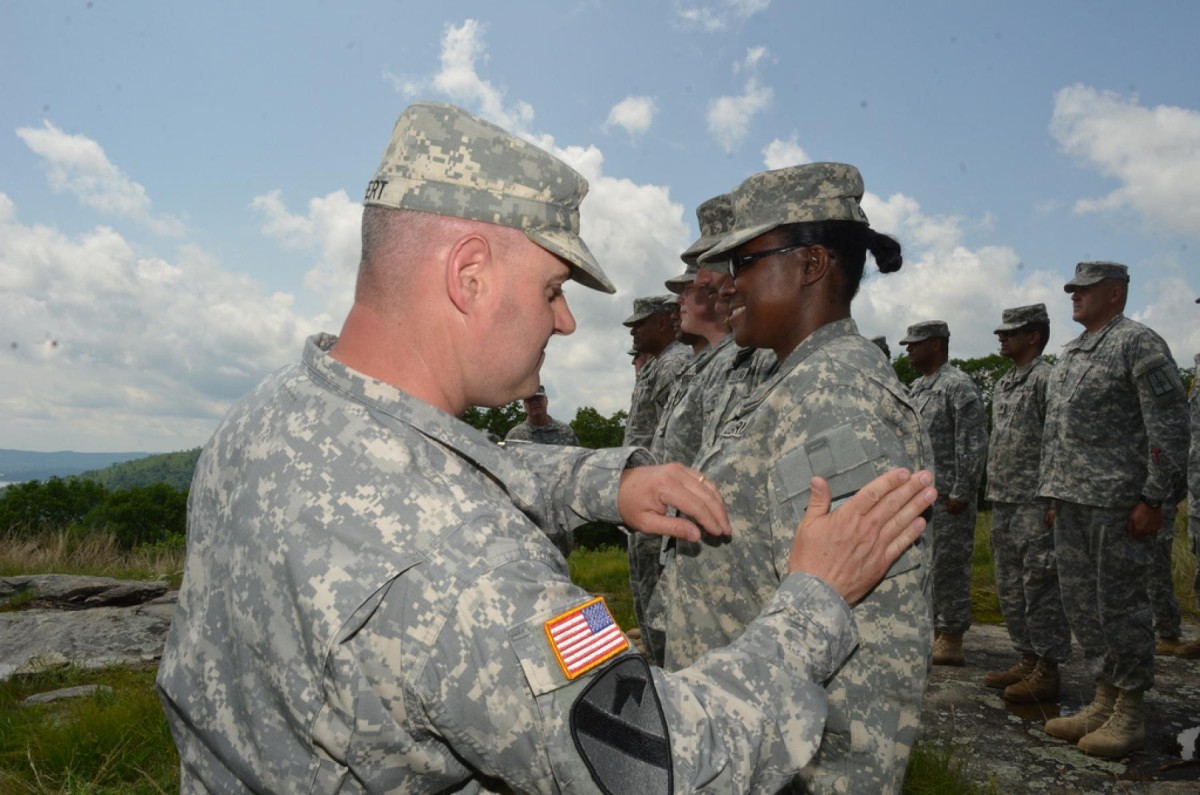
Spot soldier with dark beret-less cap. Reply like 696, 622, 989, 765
662, 162, 935, 794
1040, 261, 1188, 758
158, 102, 936, 793
982, 303, 1071, 704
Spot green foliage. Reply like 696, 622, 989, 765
0, 665, 178, 794
84, 484, 188, 549
573, 522, 627, 551
952, 354, 1013, 408
461, 402, 524, 439
892, 354, 919, 387
568, 545, 636, 629
82, 448, 201, 491
0, 477, 107, 532
570, 406, 627, 449
902, 742, 1000, 794
971, 512, 1003, 625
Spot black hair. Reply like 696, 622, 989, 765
1026, 321, 1051, 355
777, 220, 902, 302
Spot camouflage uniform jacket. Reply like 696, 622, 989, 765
1039, 314, 1188, 509
908, 363, 987, 503
1190, 353, 1199, 518
665, 319, 931, 668
985, 357, 1052, 503
694, 339, 773, 456
158, 333, 863, 794
623, 340, 691, 448
505, 417, 579, 446
649, 336, 730, 466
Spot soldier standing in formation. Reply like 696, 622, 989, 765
982, 304, 1070, 703
661, 162, 934, 794
1039, 262, 1189, 758
1181, 336, 1200, 659
504, 384, 579, 447
902, 321, 988, 666
157, 101, 937, 793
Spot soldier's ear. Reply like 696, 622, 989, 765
800, 246, 831, 285
445, 233, 493, 313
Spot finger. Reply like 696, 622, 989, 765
803, 476, 833, 521
867, 470, 936, 544
637, 513, 702, 543
838, 468, 910, 519
883, 514, 928, 563
672, 466, 731, 536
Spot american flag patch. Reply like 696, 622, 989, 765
544, 597, 629, 680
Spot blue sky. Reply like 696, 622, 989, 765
3, 1, 1199, 452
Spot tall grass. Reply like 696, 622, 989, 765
0, 528, 184, 589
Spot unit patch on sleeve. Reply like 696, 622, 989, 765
544, 597, 629, 680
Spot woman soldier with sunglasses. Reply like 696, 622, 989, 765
658, 163, 933, 794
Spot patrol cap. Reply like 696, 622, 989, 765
664, 262, 700, 294
524, 384, 547, 400
364, 102, 615, 294
870, 336, 890, 358
1063, 261, 1129, 292
681, 194, 735, 265
699, 163, 870, 268
622, 295, 675, 326
899, 320, 950, 345
994, 303, 1050, 334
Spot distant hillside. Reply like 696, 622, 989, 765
0, 448, 150, 483
82, 448, 202, 491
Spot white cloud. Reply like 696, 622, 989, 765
762, 134, 809, 169
1051, 84, 1200, 237
15, 120, 186, 236
707, 49, 773, 153
0, 193, 315, 451
430, 19, 535, 134
605, 96, 657, 137
676, 0, 772, 31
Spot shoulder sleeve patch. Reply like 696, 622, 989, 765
571, 655, 671, 795
1134, 352, 1184, 403
545, 597, 629, 680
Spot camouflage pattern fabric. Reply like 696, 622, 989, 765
661, 320, 934, 795
1189, 354, 1200, 605
504, 417, 580, 447
1148, 501, 1181, 639
1039, 314, 1188, 509
1053, 501, 1155, 691
695, 340, 774, 455
650, 337, 729, 469
984, 357, 1069, 661
158, 334, 865, 793
989, 501, 1071, 662
909, 363, 987, 635
625, 339, 692, 665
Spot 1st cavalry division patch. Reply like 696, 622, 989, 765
545, 597, 629, 679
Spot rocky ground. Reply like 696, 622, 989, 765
4, 576, 1198, 791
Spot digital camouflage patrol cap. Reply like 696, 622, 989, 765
899, 320, 950, 345
622, 295, 675, 326
681, 194, 735, 265
994, 303, 1049, 334
664, 261, 699, 294
871, 335, 891, 359
1063, 261, 1129, 292
699, 163, 870, 268
364, 102, 615, 294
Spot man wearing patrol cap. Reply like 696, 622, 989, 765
1039, 262, 1188, 758
158, 101, 938, 793
623, 293, 690, 664
504, 384, 579, 448
871, 335, 891, 360
902, 320, 988, 666
1180, 323, 1200, 659
982, 304, 1070, 703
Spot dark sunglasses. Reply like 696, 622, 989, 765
729, 244, 808, 279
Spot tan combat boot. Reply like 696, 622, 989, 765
1175, 638, 1200, 659
1077, 688, 1145, 758
1003, 658, 1060, 703
932, 632, 965, 666
1155, 636, 1182, 655
983, 654, 1037, 688
1044, 681, 1117, 742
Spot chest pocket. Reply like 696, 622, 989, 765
769, 423, 921, 580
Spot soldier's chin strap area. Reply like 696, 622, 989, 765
571, 655, 672, 795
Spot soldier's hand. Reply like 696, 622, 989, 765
618, 463, 731, 542
787, 469, 936, 605
1126, 502, 1163, 540
946, 497, 969, 515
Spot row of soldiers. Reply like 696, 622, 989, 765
605, 193, 1197, 768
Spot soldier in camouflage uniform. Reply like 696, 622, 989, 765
902, 320, 988, 666
871, 335, 891, 360
1039, 262, 1189, 758
623, 294, 691, 665
1148, 500, 1183, 654
982, 304, 1070, 703
1178, 344, 1200, 659
660, 162, 935, 795
504, 385, 579, 447
156, 101, 938, 794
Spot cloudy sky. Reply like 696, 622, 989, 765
3, 1, 1199, 453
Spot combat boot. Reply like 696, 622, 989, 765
983, 653, 1037, 688
1174, 638, 1200, 659
1155, 636, 1182, 655
1003, 658, 1060, 703
1044, 680, 1117, 742
1077, 689, 1144, 758
932, 633, 965, 666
